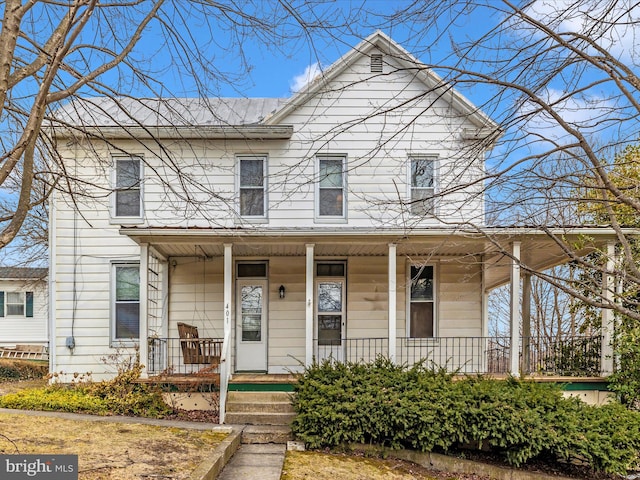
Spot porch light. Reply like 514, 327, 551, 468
279, 285, 285, 299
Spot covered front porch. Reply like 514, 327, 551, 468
123, 227, 618, 420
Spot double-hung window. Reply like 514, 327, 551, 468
0, 291, 34, 318
239, 155, 267, 218
410, 155, 436, 216
317, 155, 346, 219
112, 263, 140, 342
113, 156, 142, 219
409, 265, 435, 338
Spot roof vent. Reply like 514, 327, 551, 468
370, 54, 383, 73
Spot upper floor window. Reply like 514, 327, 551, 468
317, 155, 346, 219
112, 263, 140, 343
409, 265, 435, 338
239, 156, 266, 218
0, 291, 34, 318
113, 156, 142, 218
410, 155, 436, 216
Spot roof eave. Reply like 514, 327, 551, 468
52, 125, 294, 140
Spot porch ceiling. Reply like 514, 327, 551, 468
121, 226, 627, 291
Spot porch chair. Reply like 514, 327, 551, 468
177, 322, 222, 367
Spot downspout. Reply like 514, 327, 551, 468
48, 190, 57, 376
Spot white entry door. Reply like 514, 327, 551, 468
236, 280, 268, 371
316, 280, 345, 362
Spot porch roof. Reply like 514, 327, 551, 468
120, 226, 629, 291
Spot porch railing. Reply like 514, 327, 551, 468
147, 337, 223, 375
313, 335, 602, 376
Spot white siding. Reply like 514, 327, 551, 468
52, 44, 489, 378
0, 279, 48, 347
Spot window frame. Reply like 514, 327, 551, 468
111, 155, 143, 223
237, 155, 268, 221
0, 291, 33, 318
407, 262, 437, 339
111, 262, 140, 346
315, 154, 347, 222
408, 154, 438, 217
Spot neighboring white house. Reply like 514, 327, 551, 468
0, 267, 48, 351
49, 31, 617, 390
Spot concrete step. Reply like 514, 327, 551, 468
226, 401, 294, 414
227, 391, 293, 403
225, 411, 296, 426
241, 425, 293, 445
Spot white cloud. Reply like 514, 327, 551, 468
519, 87, 616, 143
523, 1, 639, 62
290, 62, 323, 93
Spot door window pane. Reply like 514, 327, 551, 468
410, 265, 434, 338
318, 315, 341, 346
241, 285, 262, 342
318, 282, 342, 312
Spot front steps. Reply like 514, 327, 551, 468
225, 391, 296, 426
225, 375, 298, 444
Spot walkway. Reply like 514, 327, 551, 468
217, 443, 286, 480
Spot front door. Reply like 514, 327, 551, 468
316, 279, 345, 362
235, 280, 268, 371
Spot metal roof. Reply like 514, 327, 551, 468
0, 267, 48, 280
55, 97, 288, 127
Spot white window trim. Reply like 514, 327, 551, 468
315, 154, 348, 223
406, 260, 438, 339
407, 154, 439, 218
110, 261, 141, 346
236, 154, 268, 223
110, 155, 144, 224
5, 291, 25, 317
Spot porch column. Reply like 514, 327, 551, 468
305, 244, 315, 366
601, 241, 616, 376
139, 243, 149, 378
223, 244, 233, 354
388, 243, 397, 362
521, 273, 532, 375
220, 244, 233, 425
509, 241, 521, 377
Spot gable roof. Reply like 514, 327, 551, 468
265, 30, 499, 137
52, 32, 498, 141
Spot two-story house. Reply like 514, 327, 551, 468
49, 32, 616, 409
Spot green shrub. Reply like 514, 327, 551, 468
291, 358, 640, 475
0, 359, 48, 380
0, 386, 109, 414
0, 361, 171, 419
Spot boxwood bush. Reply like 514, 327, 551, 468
291, 358, 640, 475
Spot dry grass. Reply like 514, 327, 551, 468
0, 412, 226, 480
281, 451, 492, 480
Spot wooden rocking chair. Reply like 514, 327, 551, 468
177, 322, 222, 367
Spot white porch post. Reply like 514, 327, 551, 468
219, 243, 233, 424
305, 244, 315, 366
601, 241, 615, 376
139, 243, 149, 378
521, 273, 532, 375
388, 243, 397, 362
509, 241, 521, 377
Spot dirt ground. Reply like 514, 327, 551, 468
281, 451, 494, 480
0, 411, 226, 480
